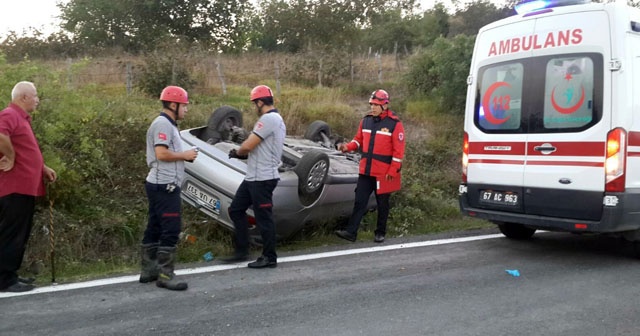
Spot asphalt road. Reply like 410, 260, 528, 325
2, 230, 640, 336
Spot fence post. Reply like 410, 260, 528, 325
216, 61, 227, 95
274, 60, 281, 97
66, 58, 72, 89
376, 53, 382, 83
171, 59, 177, 84
318, 57, 323, 87
394, 41, 400, 71
126, 62, 133, 95
350, 55, 354, 83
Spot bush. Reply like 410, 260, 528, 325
135, 48, 197, 98
0, 31, 84, 62
285, 49, 352, 87
405, 35, 475, 113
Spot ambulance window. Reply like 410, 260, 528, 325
476, 63, 524, 132
542, 57, 595, 129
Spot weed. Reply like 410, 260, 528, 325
0, 54, 489, 283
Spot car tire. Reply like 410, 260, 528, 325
203, 106, 243, 144
497, 222, 536, 240
304, 120, 331, 143
294, 150, 330, 206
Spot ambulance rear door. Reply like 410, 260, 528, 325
464, 18, 534, 214
522, 10, 610, 221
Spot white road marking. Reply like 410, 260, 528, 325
0, 233, 503, 298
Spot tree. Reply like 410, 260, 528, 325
405, 34, 474, 113
251, 0, 418, 53
0, 30, 81, 61
361, 9, 419, 53
59, 0, 253, 53
415, 3, 450, 47
448, 0, 512, 37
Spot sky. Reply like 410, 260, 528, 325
0, 0, 471, 39
1, 1, 65, 38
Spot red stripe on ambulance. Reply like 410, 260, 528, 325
469, 141, 604, 156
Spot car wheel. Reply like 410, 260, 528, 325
294, 150, 329, 206
304, 120, 331, 143
497, 222, 536, 240
203, 106, 243, 144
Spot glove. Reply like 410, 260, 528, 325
228, 149, 248, 160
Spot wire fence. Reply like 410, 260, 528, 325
60, 49, 414, 96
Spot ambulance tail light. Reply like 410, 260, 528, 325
462, 132, 469, 183
605, 128, 626, 192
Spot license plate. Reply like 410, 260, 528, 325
186, 183, 221, 214
479, 190, 519, 206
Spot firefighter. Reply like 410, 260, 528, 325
140, 86, 198, 290
336, 89, 405, 243
223, 85, 286, 268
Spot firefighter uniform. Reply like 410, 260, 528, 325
342, 109, 405, 240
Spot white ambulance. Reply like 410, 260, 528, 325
458, 0, 640, 251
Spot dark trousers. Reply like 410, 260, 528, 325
143, 182, 182, 247
229, 179, 278, 262
0, 194, 36, 290
345, 175, 390, 236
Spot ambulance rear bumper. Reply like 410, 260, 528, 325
459, 186, 640, 233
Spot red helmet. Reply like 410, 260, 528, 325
369, 89, 389, 105
160, 86, 189, 104
250, 85, 273, 101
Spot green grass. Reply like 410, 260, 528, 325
5, 57, 487, 284
24, 209, 493, 285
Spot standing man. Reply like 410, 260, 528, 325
140, 85, 198, 291
335, 89, 405, 243
0, 81, 57, 292
224, 85, 285, 268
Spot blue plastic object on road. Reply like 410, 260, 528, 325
505, 269, 520, 277
203, 251, 214, 262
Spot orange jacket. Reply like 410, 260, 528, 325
344, 110, 405, 177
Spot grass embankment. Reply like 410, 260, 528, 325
0, 56, 491, 284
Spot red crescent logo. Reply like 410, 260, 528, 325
481, 82, 511, 125
550, 85, 585, 114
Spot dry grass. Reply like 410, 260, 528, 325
14, 52, 469, 283
45, 52, 406, 94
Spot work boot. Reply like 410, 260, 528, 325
335, 230, 356, 242
156, 246, 188, 291
139, 243, 159, 283
1, 282, 35, 292
220, 251, 249, 264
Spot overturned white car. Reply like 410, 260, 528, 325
179, 106, 375, 240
